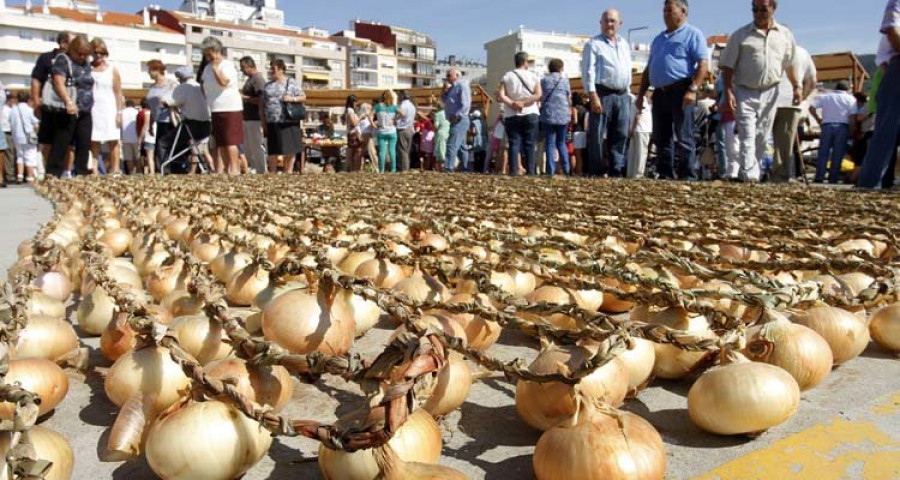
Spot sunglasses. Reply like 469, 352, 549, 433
751, 5, 771, 12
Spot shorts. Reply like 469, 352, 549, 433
573, 131, 587, 150
122, 142, 140, 162
142, 142, 155, 154
211, 111, 244, 147
15, 143, 39, 168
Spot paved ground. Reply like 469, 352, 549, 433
1, 184, 899, 480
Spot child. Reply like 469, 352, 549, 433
418, 113, 436, 171
9, 92, 40, 184
488, 112, 506, 174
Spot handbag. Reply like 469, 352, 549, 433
281, 78, 306, 123
41, 54, 76, 112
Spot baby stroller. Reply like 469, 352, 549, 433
160, 112, 212, 175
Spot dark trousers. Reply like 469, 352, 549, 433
815, 123, 850, 183
858, 57, 900, 189
3, 133, 14, 182
47, 110, 91, 177
505, 113, 539, 175
652, 80, 698, 180
154, 122, 177, 171
397, 127, 414, 172
586, 89, 630, 176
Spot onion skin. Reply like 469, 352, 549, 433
374, 445, 466, 480
25, 291, 66, 320
392, 269, 452, 304
318, 409, 442, 480
170, 315, 234, 365
792, 307, 870, 365
209, 251, 253, 283
262, 287, 356, 356
0, 426, 74, 480
516, 345, 628, 431
205, 358, 294, 412
100, 313, 138, 361
160, 289, 205, 318
618, 338, 656, 396
105, 346, 192, 412
13, 315, 79, 362
0, 358, 69, 419
422, 353, 472, 416
32, 270, 73, 302
598, 277, 636, 313
99, 228, 133, 257
225, 264, 270, 307
523, 286, 585, 330
533, 403, 666, 480
145, 400, 273, 480
688, 359, 800, 435
77, 286, 117, 336
870, 304, 900, 353
339, 289, 383, 337
744, 313, 833, 391
445, 294, 501, 350
355, 258, 406, 289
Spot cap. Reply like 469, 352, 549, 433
174, 66, 194, 80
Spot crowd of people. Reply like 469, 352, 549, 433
0, 0, 897, 190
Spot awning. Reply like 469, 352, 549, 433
303, 72, 331, 82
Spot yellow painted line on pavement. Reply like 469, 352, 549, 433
694, 393, 900, 480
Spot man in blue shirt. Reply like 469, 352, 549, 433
582, 9, 633, 177
442, 67, 472, 172
637, 0, 709, 180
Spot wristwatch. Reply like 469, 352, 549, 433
688, 84, 699, 93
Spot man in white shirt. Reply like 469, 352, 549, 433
772, 45, 817, 182
627, 90, 653, 178
858, 0, 900, 189
396, 91, 417, 172
120, 100, 140, 174
809, 82, 857, 183
1, 87, 16, 185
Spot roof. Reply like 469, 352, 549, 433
9, 6, 181, 34
166, 11, 337, 44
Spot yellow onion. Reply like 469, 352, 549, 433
373, 445, 466, 480
262, 284, 356, 356
13, 315, 79, 362
510, 269, 538, 298
577, 289, 605, 312
523, 286, 585, 330
516, 344, 628, 431
645, 308, 714, 380
267, 242, 291, 264
146, 259, 189, 302
105, 346, 192, 412
688, 353, 800, 435
617, 338, 656, 396
792, 306, 870, 365
355, 258, 407, 289
391, 314, 468, 347
444, 293, 501, 350
696, 280, 748, 320
31, 270, 72, 302
245, 311, 263, 335
170, 315, 234, 365
146, 400, 272, 480
24, 291, 66, 319
837, 272, 875, 297
136, 249, 171, 278
163, 216, 190, 241
0, 358, 69, 419
225, 264, 270, 307
318, 408, 441, 480
418, 233, 449, 252
392, 268, 451, 304
422, 353, 472, 416
598, 277, 636, 313
339, 289, 384, 337
99, 228, 133, 257
533, 398, 666, 480
190, 234, 223, 263
77, 285, 117, 336
870, 304, 900, 352
205, 358, 293, 411
101, 314, 137, 361
209, 251, 253, 283
252, 281, 306, 311
339, 250, 377, 275
489, 270, 516, 296
0, 427, 74, 480
380, 222, 411, 240
744, 310, 833, 390
161, 289, 205, 318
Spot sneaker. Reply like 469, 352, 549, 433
25, 176, 35, 183
61, 171, 73, 179
16, 175, 23, 184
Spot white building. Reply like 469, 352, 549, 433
179, 0, 284, 28
331, 30, 397, 90
434, 55, 486, 87
0, 4, 187, 91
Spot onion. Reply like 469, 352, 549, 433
101, 314, 137, 361
617, 338, 656, 396
189, 234, 223, 263
0, 358, 69, 419
24, 291, 66, 319
99, 228, 133, 257
419, 233, 448, 252
374, 445, 466, 480
161, 289, 205, 318
391, 314, 467, 347
163, 216, 190, 241
380, 222, 411, 240
688, 353, 800, 435
31, 270, 72, 302
0, 427, 74, 480
489, 270, 516, 296
510, 269, 537, 298
205, 358, 293, 411
598, 277, 636, 313
444, 293, 501, 350
695, 280, 748, 320
533, 398, 666, 480
262, 285, 355, 356
837, 272, 875, 297
645, 308, 714, 380
577, 289, 604, 312
516, 344, 628, 431
339, 289, 384, 337
145, 400, 272, 480
392, 268, 451, 304
105, 346, 192, 412
870, 304, 900, 352
137, 249, 171, 278
225, 264, 270, 307
523, 286, 585, 330
355, 258, 407, 289
13, 315, 79, 362
422, 353, 472, 416
318, 409, 441, 480
744, 310, 833, 390
339, 250, 377, 275
77, 286, 117, 336
147, 259, 189, 302
792, 306, 870, 365
209, 251, 253, 283
170, 315, 234, 365
252, 281, 306, 311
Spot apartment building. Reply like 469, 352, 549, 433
351, 21, 436, 89
434, 55, 486, 87
331, 30, 397, 90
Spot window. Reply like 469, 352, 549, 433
19, 30, 33, 40
192, 26, 203, 33
381, 75, 394, 86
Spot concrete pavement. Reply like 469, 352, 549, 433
1, 185, 898, 479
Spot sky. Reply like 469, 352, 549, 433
98, 0, 889, 61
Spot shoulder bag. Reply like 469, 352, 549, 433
281, 78, 306, 123
41, 54, 76, 112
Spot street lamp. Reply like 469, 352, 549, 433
627, 26, 649, 45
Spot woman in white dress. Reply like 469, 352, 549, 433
90, 38, 123, 175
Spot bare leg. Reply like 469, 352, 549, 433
284, 154, 295, 174
64, 148, 75, 175
17, 161, 24, 180
268, 155, 280, 173
239, 153, 249, 174
298, 150, 306, 174
109, 141, 121, 174
146, 149, 155, 175
224, 146, 240, 175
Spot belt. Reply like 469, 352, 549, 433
736, 83, 779, 91
654, 78, 693, 93
822, 122, 849, 127
596, 84, 627, 96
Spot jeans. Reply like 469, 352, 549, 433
505, 114, 539, 175
815, 123, 849, 183
445, 117, 470, 172
154, 122, 176, 172
586, 91, 630, 176
652, 81, 698, 180
376, 130, 398, 173
47, 110, 92, 177
858, 57, 900, 189
542, 122, 570, 175
715, 120, 728, 178
397, 127, 414, 172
